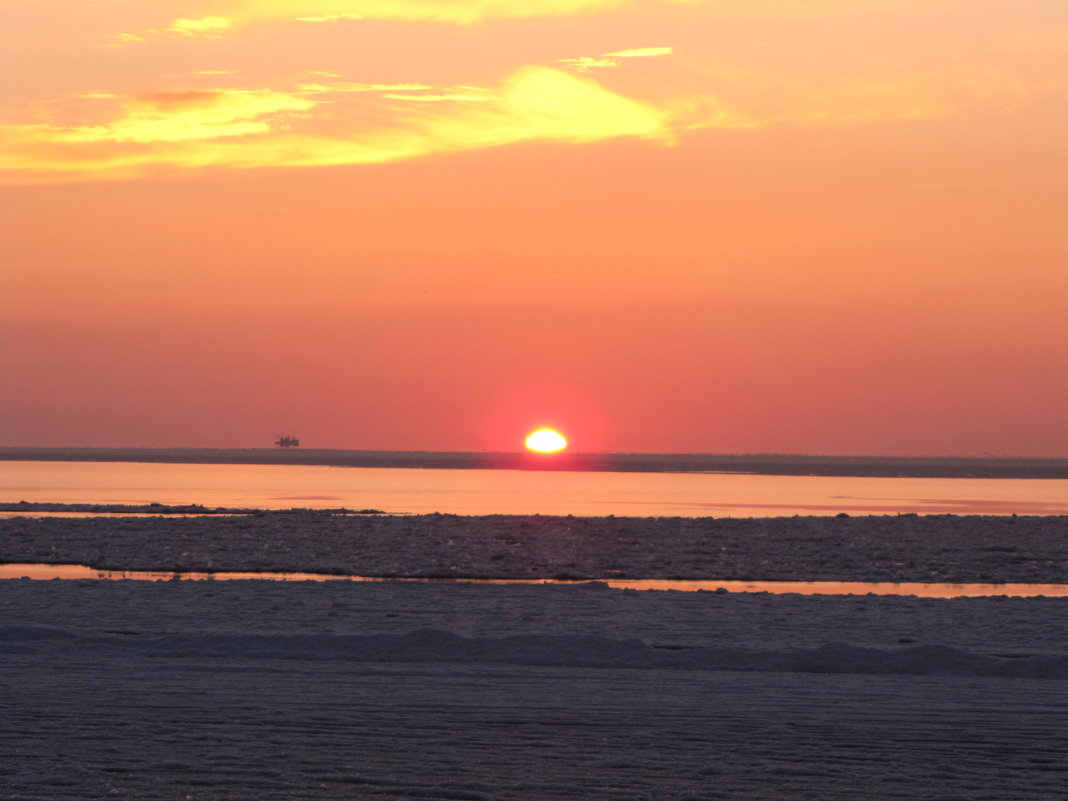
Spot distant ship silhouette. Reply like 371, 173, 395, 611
275, 435, 300, 448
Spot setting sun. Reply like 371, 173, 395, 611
525, 428, 568, 453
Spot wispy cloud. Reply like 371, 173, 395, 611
382, 92, 490, 102
109, 32, 147, 46
296, 13, 364, 23
37, 90, 314, 145
228, 0, 643, 25
603, 47, 673, 58
166, 16, 232, 36
297, 82, 434, 94
112, 15, 233, 46
110, 1, 698, 43
557, 57, 622, 72
676, 25, 1068, 129
0, 68, 691, 184
560, 46, 673, 71
112, 0, 932, 45
9, 16, 1064, 186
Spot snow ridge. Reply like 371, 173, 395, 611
3, 625, 1065, 679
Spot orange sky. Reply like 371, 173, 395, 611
2, 0, 1066, 455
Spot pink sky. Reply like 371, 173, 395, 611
2, 0, 1066, 455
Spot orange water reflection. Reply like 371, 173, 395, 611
0, 512, 228, 519
2, 563, 1065, 598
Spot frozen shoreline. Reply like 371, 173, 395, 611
3, 579, 1068, 799
3, 511, 1067, 582
4, 512, 1068, 798
5, 577, 1068, 658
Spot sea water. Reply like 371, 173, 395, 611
2, 459, 1067, 517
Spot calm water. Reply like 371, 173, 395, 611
3, 460, 1067, 517
2, 563, 1066, 597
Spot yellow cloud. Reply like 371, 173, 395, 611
383, 93, 488, 101
107, 1, 946, 46
421, 66, 670, 145
558, 57, 620, 72
297, 13, 364, 22
236, 0, 635, 25
166, 16, 233, 35
560, 46, 673, 71
109, 32, 147, 46
382, 85, 492, 102
111, 15, 233, 45
603, 47, 673, 58
298, 82, 434, 94
0, 67, 680, 184
12, 90, 313, 151
114, 0, 696, 40
10, 9, 1062, 187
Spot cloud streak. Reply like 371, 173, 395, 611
8, 7, 1064, 186
166, 16, 232, 36
226, 0, 645, 25
603, 47, 673, 58
112, 0, 695, 42
111, 0, 938, 44
58, 90, 314, 144
0, 67, 688, 184
560, 45, 673, 71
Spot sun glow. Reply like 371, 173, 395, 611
525, 428, 568, 453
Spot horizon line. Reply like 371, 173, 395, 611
2, 445, 1067, 461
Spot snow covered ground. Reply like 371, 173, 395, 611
3, 580, 1068, 799
2, 514, 1068, 798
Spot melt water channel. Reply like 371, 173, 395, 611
2, 564, 1066, 598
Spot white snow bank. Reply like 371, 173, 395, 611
4, 625, 1065, 679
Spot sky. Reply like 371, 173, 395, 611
1, 0, 1066, 456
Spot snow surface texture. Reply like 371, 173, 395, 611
2, 579, 1068, 799
3, 512, 1068, 581
3, 514, 1068, 798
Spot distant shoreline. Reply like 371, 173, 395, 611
3, 447, 1067, 479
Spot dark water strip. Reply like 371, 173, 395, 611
2, 563, 1066, 598
5, 447, 1068, 477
